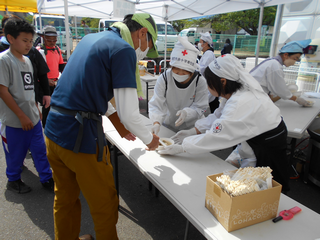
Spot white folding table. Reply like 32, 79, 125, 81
275, 97, 320, 139
103, 115, 320, 240
275, 97, 320, 176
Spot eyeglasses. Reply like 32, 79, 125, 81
44, 37, 57, 43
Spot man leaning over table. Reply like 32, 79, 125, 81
44, 13, 160, 240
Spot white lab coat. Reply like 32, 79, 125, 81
199, 50, 216, 76
250, 57, 293, 100
149, 68, 209, 132
183, 88, 282, 154
199, 49, 217, 103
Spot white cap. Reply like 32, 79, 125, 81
200, 32, 212, 44
170, 36, 200, 73
208, 54, 264, 97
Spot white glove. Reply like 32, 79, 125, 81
295, 97, 308, 106
158, 144, 184, 155
151, 123, 161, 135
171, 128, 197, 145
175, 110, 187, 127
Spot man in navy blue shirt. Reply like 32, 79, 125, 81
45, 13, 159, 240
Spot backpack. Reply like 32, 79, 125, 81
40, 44, 61, 56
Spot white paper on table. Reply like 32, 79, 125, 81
304, 92, 320, 99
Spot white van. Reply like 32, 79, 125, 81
99, 18, 178, 56
33, 14, 73, 50
99, 18, 123, 32
179, 27, 213, 45
155, 21, 178, 55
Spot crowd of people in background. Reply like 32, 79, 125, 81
0, 13, 312, 240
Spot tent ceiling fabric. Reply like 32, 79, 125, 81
38, 0, 114, 18
0, 0, 38, 13
38, 0, 305, 21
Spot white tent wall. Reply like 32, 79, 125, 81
38, 0, 307, 63
277, 0, 320, 52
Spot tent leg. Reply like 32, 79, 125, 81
255, 1, 265, 66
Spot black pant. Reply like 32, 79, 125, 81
247, 120, 290, 192
42, 85, 55, 128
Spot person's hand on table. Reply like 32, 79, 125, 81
151, 122, 161, 135
175, 109, 187, 127
295, 97, 309, 106
124, 132, 136, 141
146, 134, 160, 151
158, 144, 184, 155
171, 127, 197, 144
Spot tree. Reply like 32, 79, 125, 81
211, 6, 276, 35
172, 6, 276, 35
81, 17, 99, 28
171, 19, 193, 32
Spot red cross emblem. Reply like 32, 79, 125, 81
182, 50, 188, 56
213, 123, 222, 133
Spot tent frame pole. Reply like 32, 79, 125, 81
64, 0, 71, 59
255, 0, 265, 66
164, 4, 168, 71
269, 4, 284, 58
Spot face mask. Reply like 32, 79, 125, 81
172, 72, 190, 83
283, 58, 296, 67
135, 33, 149, 61
197, 42, 203, 51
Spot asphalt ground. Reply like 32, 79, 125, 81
0, 95, 320, 239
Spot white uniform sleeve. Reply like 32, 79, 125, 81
183, 117, 254, 155
195, 98, 226, 133
199, 51, 216, 76
183, 76, 209, 120
266, 66, 292, 100
184, 96, 266, 155
114, 88, 153, 145
105, 102, 116, 117
148, 74, 168, 125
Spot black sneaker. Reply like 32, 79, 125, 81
7, 179, 32, 194
42, 178, 54, 192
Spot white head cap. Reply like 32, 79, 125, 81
170, 36, 200, 73
200, 32, 212, 45
208, 54, 264, 97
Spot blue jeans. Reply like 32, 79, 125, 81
2, 121, 52, 182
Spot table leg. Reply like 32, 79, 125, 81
289, 138, 299, 179
109, 142, 119, 198
303, 139, 313, 184
184, 219, 190, 240
146, 82, 149, 114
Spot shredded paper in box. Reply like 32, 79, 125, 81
216, 167, 273, 197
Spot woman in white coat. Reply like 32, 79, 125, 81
250, 39, 311, 106
198, 32, 219, 113
148, 36, 208, 133
159, 54, 290, 192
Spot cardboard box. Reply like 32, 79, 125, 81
205, 172, 282, 232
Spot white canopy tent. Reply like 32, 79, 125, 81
38, 0, 306, 63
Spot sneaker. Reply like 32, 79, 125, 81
7, 179, 32, 194
42, 178, 54, 192
79, 234, 94, 240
